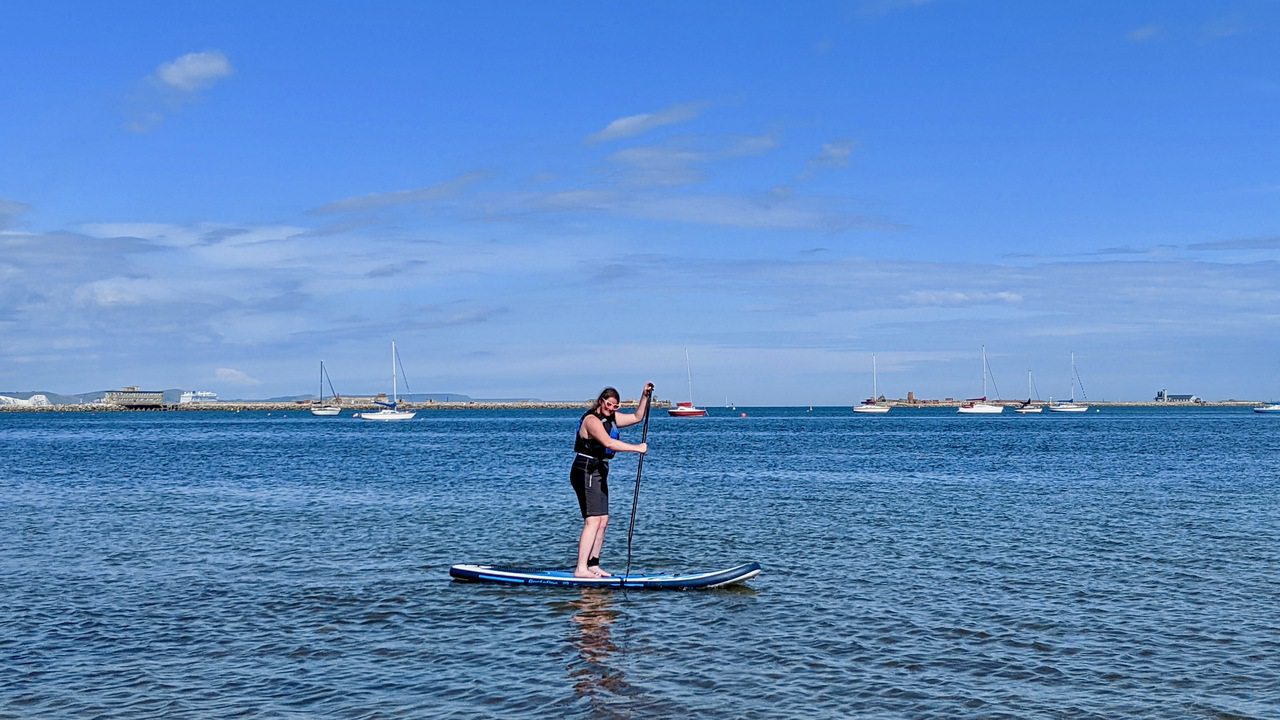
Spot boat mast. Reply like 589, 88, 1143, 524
684, 347, 695, 404
319, 360, 325, 403
1069, 351, 1076, 402
981, 345, 988, 399
391, 340, 398, 405
872, 354, 879, 401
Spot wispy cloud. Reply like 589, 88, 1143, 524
898, 290, 1024, 307
1127, 24, 1162, 42
0, 199, 30, 230
1188, 235, 1280, 251
127, 50, 234, 133
607, 145, 708, 187
156, 51, 233, 92
1202, 13, 1249, 41
857, 0, 936, 17
313, 172, 486, 214
725, 134, 778, 157
802, 139, 857, 179
587, 103, 704, 143
215, 367, 261, 385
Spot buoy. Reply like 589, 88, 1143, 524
740, 412, 747, 418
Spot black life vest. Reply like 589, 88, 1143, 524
574, 410, 619, 459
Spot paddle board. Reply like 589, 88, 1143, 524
448, 561, 761, 589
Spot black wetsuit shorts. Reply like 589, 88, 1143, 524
570, 454, 609, 518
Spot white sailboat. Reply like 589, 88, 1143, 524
1014, 370, 1042, 413
668, 347, 707, 417
958, 346, 1004, 414
1254, 403, 1280, 413
1048, 352, 1089, 413
355, 340, 417, 421
310, 360, 342, 416
853, 354, 891, 414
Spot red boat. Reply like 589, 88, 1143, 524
667, 401, 708, 418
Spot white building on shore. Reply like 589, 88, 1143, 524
179, 390, 218, 404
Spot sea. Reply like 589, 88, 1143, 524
1, 406, 1277, 719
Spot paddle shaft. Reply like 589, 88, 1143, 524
623, 387, 653, 580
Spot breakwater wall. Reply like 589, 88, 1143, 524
1, 399, 1265, 413
0, 398, 672, 413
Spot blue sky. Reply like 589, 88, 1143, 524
2, 1, 1278, 404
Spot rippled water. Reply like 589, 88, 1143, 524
2, 407, 1278, 718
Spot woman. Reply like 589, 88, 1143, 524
571, 382, 653, 578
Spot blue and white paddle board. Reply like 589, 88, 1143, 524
449, 561, 761, 589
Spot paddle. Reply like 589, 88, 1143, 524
622, 384, 654, 583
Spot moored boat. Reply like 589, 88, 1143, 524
958, 397, 1004, 414
310, 360, 342, 416
853, 354, 891, 414
354, 340, 416, 421
958, 346, 1003, 414
1014, 370, 1042, 413
668, 401, 708, 418
1048, 352, 1090, 413
668, 348, 707, 418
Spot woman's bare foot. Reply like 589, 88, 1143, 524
591, 567, 612, 577
574, 567, 597, 578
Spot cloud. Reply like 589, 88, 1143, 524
802, 139, 857, 179
73, 277, 155, 307
1127, 24, 1162, 42
607, 145, 707, 187
858, 0, 936, 17
126, 51, 233, 132
215, 367, 261, 385
80, 222, 205, 248
725, 134, 778, 157
156, 51, 233, 92
313, 172, 486, 214
1202, 13, 1248, 41
815, 140, 856, 166
0, 199, 30, 230
587, 103, 704, 143
1187, 235, 1280, 251
898, 290, 1024, 307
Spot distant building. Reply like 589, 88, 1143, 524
179, 390, 218, 404
104, 386, 165, 409
1155, 389, 1200, 404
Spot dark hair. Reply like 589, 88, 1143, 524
593, 387, 620, 412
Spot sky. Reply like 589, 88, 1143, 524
2, 1, 1278, 404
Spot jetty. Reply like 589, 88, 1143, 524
0, 397, 671, 413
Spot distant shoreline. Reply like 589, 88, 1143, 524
0, 399, 1270, 413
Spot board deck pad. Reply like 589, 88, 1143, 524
449, 561, 761, 589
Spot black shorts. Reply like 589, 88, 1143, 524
570, 455, 609, 518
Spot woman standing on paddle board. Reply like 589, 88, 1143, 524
571, 383, 653, 578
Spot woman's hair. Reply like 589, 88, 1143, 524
593, 387, 620, 412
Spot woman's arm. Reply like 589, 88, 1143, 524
582, 414, 648, 454
615, 382, 654, 428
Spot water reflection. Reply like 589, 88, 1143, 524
567, 589, 628, 702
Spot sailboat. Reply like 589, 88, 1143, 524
853, 354, 891, 414
1048, 352, 1089, 413
1014, 370, 1042, 413
310, 360, 342, 416
958, 346, 1004, 414
354, 340, 417, 421
668, 348, 708, 417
